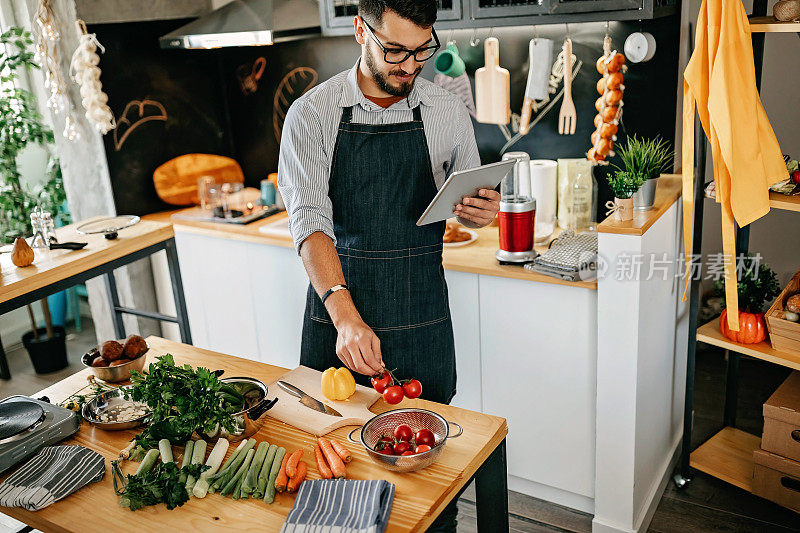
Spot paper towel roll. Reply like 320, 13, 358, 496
530, 160, 557, 242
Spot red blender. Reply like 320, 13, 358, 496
496, 152, 538, 264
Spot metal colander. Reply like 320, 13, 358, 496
348, 408, 463, 473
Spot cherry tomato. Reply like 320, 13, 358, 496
393, 440, 411, 455
415, 429, 435, 447
377, 435, 395, 447
383, 385, 404, 405
415, 444, 432, 454
371, 372, 392, 393
394, 424, 413, 442
376, 447, 393, 455
402, 379, 422, 399
401, 450, 415, 456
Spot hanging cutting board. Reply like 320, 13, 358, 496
475, 37, 510, 125
265, 366, 381, 436
153, 154, 244, 206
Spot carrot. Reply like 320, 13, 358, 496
286, 461, 307, 493
274, 452, 290, 492
331, 440, 352, 463
314, 445, 333, 479
285, 449, 304, 478
318, 437, 347, 479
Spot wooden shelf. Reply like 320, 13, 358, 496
696, 320, 800, 372
690, 427, 760, 492
769, 191, 800, 212
750, 16, 800, 33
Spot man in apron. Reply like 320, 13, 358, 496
278, 1, 499, 528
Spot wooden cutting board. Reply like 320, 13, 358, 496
475, 37, 511, 125
153, 153, 244, 206
265, 366, 381, 436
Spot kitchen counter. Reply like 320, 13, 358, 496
0, 337, 508, 533
143, 210, 597, 290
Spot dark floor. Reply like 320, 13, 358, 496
2, 324, 800, 532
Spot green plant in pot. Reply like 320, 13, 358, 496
606, 171, 645, 221
612, 135, 673, 211
713, 255, 780, 344
1, 27, 69, 373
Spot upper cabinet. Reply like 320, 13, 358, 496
320, 0, 676, 36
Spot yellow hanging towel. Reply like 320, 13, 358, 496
682, 0, 787, 330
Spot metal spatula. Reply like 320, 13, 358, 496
558, 38, 576, 135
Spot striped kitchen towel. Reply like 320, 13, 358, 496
281, 479, 395, 533
0, 445, 105, 511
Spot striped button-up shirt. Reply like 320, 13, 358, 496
277, 60, 481, 252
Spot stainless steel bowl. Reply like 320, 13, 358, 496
81, 342, 148, 383
82, 386, 151, 430
348, 408, 463, 473
200, 377, 278, 442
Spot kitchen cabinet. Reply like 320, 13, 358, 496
479, 275, 597, 512
320, 0, 463, 36
445, 270, 482, 413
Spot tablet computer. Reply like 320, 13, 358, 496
416, 159, 516, 226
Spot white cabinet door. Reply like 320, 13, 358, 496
479, 276, 597, 499
174, 233, 260, 360
247, 243, 310, 369
445, 270, 482, 412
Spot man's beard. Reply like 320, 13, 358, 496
364, 48, 421, 97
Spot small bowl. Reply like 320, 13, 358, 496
81, 341, 148, 383
82, 386, 150, 430
348, 408, 463, 473
199, 377, 278, 442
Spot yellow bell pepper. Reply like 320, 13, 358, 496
321, 367, 356, 401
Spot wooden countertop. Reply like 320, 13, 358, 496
143, 211, 598, 290
0, 217, 173, 305
0, 337, 508, 533
596, 174, 682, 236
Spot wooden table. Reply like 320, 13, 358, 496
0, 218, 192, 379
1, 337, 509, 532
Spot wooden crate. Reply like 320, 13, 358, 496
766, 269, 800, 356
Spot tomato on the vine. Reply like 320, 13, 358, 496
393, 441, 411, 455
394, 424, 413, 442
415, 428, 435, 447
376, 446, 393, 455
401, 450, 415, 456
383, 385, 404, 405
371, 372, 393, 394
414, 444, 432, 454
402, 379, 422, 399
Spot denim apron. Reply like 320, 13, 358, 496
300, 105, 457, 405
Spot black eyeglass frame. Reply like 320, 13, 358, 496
360, 17, 440, 65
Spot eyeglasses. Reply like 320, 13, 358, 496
360, 18, 440, 64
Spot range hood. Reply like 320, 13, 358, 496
159, 0, 322, 49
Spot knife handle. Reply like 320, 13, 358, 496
519, 98, 533, 135
277, 380, 305, 399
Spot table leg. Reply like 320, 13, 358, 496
0, 334, 9, 380
474, 438, 508, 532
165, 238, 192, 345
104, 271, 126, 339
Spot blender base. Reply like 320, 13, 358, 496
495, 249, 539, 264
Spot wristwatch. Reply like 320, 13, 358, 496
321, 284, 348, 305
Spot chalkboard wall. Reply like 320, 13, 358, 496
94, 16, 679, 219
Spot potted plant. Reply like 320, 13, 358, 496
606, 170, 644, 221
613, 135, 673, 211
1, 26, 69, 373
714, 256, 781, 344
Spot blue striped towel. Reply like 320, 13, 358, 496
281, 479, 395, 533
0, 446, 105, 511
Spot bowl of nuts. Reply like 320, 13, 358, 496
82, 386, 150, 430
81, 335, 149, 383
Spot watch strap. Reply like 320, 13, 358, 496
321, 284, 348, 305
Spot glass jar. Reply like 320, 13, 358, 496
566, 160, 593, 232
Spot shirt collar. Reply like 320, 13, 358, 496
339, 59, 432, 110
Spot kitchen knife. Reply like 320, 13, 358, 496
277, 380, 343, 417
520, 38, 553, 135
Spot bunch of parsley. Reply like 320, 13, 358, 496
118, 461, 207, 511
127, 353, 237, 452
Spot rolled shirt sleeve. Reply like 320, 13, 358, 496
277, 99, 336, 253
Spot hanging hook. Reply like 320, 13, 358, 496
533, 25, 539, 43
488, 27, 494, 39
446, 29, 455, 46
470, 27, 480, 47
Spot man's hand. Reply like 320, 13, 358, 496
334, 316, 384, 376
454, 188, 501, 227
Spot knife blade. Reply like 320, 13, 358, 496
277, 380, 343, 417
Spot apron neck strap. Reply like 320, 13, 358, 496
341, 106, 354, 124
412, 105, 422, 121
